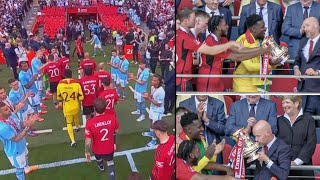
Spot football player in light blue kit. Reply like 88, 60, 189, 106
19, 61, 47, 116
116, 51, 129, 99
130, 59, 149, 122
31, 51, 46, 109
0, 101, 39, 179
142, 74, 165, 147
108, 50, 121, 88
87, 31, 106, 57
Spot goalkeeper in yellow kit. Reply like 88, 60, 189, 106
57, 69, 84, 147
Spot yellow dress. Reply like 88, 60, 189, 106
232, 31, 271, 92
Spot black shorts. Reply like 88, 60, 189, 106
50, 81, 59, 93
83, 105, 94, 115
94, 152, 114, 161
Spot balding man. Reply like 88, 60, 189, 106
294, 17, 320, 120
250, 120, 292, 180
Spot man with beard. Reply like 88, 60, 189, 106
232, 14, 280, 92
178, 112, 234, 176
197, 16, 271, 92
177, 140, 237, 180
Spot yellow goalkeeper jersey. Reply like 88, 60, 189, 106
57, 78, 84, 116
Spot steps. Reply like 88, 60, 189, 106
25, 6, 41, 33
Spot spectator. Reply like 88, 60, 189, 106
3, 42, 18, 79
277, 95, 316, 179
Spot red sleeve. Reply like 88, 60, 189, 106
176, 158, 197, 180
84, 123, 93, 139
206, 36, 231, 59
183, 35, 201, 51
114, 91, 119, 103
42, 64, 48, 74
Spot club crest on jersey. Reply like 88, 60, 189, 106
156, 161, 164, 168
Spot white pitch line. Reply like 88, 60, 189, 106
0, 146, 156, 175
34, 129, 53, 134
126, 153, 138, 172
62, 125, 86, 131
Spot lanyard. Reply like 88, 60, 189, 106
0, 116, 20, 133
151, 87, 158, 99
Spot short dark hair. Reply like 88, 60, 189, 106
208, 15, 224, 33
84, 66, 93, 76
152, 73, 162, 87
8, 78, 16, 84
19, 61, 28, 67
176, 107, 190, 116
101, 77, 110, 86
180, 112, 199, 128
177, 8, 194, 22
246, 14, 263, 28
94, 98, 106, 114
64, 69, 72, 78
177, 140, 197, 161
152, 120, 169, 132
48, 54, 54, 61
119, 51, 125, 56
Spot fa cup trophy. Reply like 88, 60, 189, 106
262, 36, 290, 65
232, 129, 261, 163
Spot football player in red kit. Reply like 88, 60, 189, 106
85, 98, 119, 180
95, 62, 111, 93
58, 55, 70, 79
80, 52, 97, 77
98, 77, 119, 116
79, 66, 99, 119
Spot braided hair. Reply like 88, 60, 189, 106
177, 140, 197, 161
208, 15, 224, 34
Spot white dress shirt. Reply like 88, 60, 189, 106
302, 34, 320, 61
256, 2, 269, 37
205, 5, 221, 37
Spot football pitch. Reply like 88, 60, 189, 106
0, 42, 175, 179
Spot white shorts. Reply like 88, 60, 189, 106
111, 73, 117, 81
149, 111, 163, 122
35, 80, 43, 91
134, 91, 144, 103
94, 43, 102, 49
28, 93, 40, 106
7, 147, 28, 168
116, 77, 127, 87
18, 105, 35, 122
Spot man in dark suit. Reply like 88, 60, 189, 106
3, 43, 18, 79
238, 0, 283, 44
198, 0, 232, 40
179, 95, 226, 145
251, 120, 292, 180
282, 0, 320, 59
293, 17, 320, 122
225, 96, 277, 136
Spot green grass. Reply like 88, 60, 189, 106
0, 41, 174, 179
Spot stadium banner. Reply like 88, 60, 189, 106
67, 7, 97, 14
124, 45, 141, 60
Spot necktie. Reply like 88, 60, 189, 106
264, 145, 268, 154
309, 40, 314, 60
249, 104, 256, 117
259, 6, 264, 18
210, 11, 215, 17
303, 6, 309, 20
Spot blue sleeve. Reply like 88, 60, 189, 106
281, 5, 302, 38
9, 93, 19, 105
0, 124, 15, 140
225, 103, 238, 136
123, 61, 129, 71
156, 91, 165, 103
268, 102, 278, 135
19, 74, 28, 86
238, 6, 248, 35
205, 99, 226, 135
141, 72, 149, 82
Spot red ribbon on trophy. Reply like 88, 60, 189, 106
228, 130, 246, 179
260, 54, 271, 81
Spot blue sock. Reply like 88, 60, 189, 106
93, 48, 97, 56
15, 168, 25, 180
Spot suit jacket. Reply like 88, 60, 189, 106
179, 96, 226, 144
294, 37, 320, 92
253, 138, 292, 180
282, 1, 320, 58
238, 1, 283, 44
277, 114, 316, 165
225, 98, 278, 136
199, 6, 233, 40
3, 47, 17, 66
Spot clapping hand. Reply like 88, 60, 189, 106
214, 139, 225, 155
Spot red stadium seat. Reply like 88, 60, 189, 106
271, 96, 284, 116
224, 96, 234, 115
222, 144, 232, 165
270, 78, 298, 92
312, 144, 320, 165
233, 0, 241, 26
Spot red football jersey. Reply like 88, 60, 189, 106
176, 28, 201, 87
58, 57, 70, 77
76, 39, 84, 53
95, 70, 111, 92
80, 59, 97, 73
197, 35, 231, 92
85, 114, 119, 154
79, 75, 99, 106
151, 135, 175, 180
42, 62, 62, 82
176, 158, 197, 180
98, 88, 119, 115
